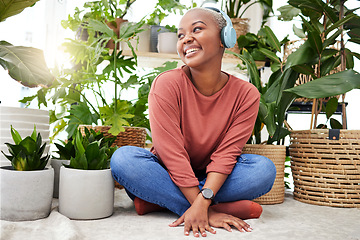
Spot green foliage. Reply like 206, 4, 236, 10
127, 61, 178, 132
237, 26, 288, 72
63, 128, 117, 170
0, 41, 54, 88
216, 0, 273, 20
54, 127, 116, 160
1, 126, 50, 171
146, 0, 191, 26
0, 0, 39, 22
0, 1, 54, 88
22, 2, 149, 138
227, 25, 293, 144
279, 0, 360, 128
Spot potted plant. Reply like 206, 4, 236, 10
51, 128, 117, 198
0, 1, 54, 166
274, 0, 360, 208
157, 25, 178, 54
227, 25, 289, 204
23, 3, 147, 140
146, 0, 191, 52
58, 128, 117, 220
1, 125, 53, 221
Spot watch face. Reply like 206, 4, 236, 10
202, 188, 214, 199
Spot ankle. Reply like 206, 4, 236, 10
134, 197, 166, 215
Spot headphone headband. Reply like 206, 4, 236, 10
205, 7, 237, 48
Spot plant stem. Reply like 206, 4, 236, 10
114, 42, 118, 112
239, 1, 258, 18
71, 86, 101, 120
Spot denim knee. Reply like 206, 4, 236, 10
110, 146, 141, 174
255, 154, 277, 191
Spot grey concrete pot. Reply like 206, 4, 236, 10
50, 159, 70, 198
58, 166, 114, 220
0, 166, 54, 221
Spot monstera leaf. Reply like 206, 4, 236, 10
0, 0, 39, 22
0, 41, 54, 87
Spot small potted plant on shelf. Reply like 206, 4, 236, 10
157, 24, 178, 54
146, 0, 192, 52
1, 125, 53, 221
58, 128, 117, 220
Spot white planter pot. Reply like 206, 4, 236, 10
50, 159, 70, 198
0, 167, 54, 221
150, 25, 169, 52
0, 106, 49, 116
59, 166, 114, 220
157, 32, 177, 54
121, 23, 151, 52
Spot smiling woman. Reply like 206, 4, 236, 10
110, 7, 276, 238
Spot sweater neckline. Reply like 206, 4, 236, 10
180, 66, 231, 99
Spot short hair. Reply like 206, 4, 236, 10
186, 7, 227, 31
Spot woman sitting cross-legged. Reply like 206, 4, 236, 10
111, 7, 276, 238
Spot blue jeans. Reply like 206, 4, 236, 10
110, 146, 276, 216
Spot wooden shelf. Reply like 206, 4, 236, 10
121, 50, 265, 79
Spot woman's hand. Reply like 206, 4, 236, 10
208, 208, 252, 233
169, 196, 216, 237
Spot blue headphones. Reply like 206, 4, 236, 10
205, 7, 237, 48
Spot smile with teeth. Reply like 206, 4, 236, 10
185, 48, 200, 55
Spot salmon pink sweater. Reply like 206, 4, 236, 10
149, 67, 260, 188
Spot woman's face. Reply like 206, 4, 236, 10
177, 9, 224, 68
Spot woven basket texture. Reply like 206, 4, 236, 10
289, 130, 360, 208
79, 125, 147, 148
79, 125, 147, 189
242, 144, 286, 205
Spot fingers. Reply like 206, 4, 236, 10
223, 218, 252, 233
169, 215, 184, 227
183, 222, 215, 237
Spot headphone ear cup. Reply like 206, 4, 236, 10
221, 26, 236, 48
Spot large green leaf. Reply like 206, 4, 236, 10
285, 69, 360, 98
0, 0, 39, 22
263, 26, 281, 52
0, 41, 54, 87
226, 50, 262, 91
308, 30, 323, 55
284, 40, 316, 71
258, 48, 281, 63
324, 13, 357, 36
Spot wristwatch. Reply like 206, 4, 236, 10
199, 188, 215, 200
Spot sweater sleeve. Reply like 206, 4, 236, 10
148, 72, 199, 188
207, 85, 260, 175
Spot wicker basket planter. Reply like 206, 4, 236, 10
242, 144, 286, 204
289, 130, 360, 208
79, 125, 147, 148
